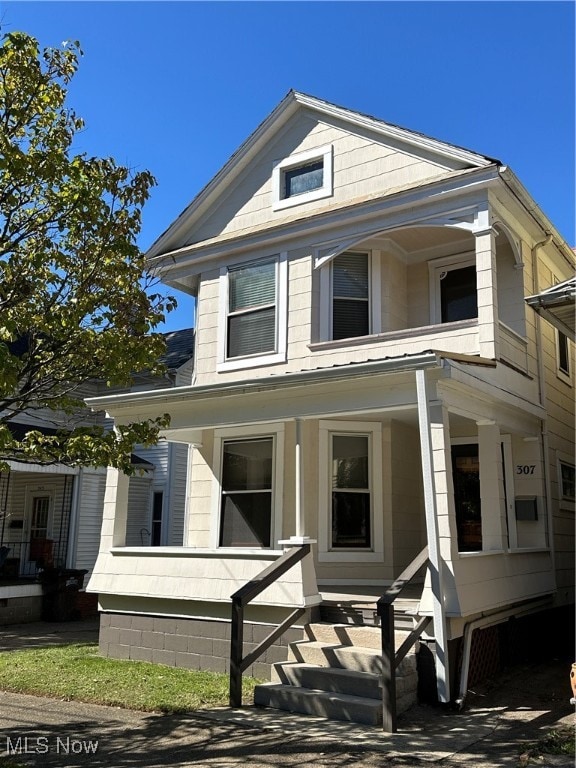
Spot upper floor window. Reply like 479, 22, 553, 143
560, 460, 575, 501
228, 258, 276, 358
218, 253, 287, 372
557, 330, 571, 379
430, 254, 478, 325
272, 145, 333, 211
332, 252, 370, 340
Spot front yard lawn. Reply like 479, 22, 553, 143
0, 643, 259, 712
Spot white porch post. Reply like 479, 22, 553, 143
295, 417, 304, 539
477, 420, 507, 551
474, 222, 499, 360
416, 369, 451, 703
99, 467, 130, 551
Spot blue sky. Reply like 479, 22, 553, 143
1, 1, 574, 331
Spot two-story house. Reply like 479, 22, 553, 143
86, 92, 575, 729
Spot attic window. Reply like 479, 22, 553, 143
272, 144, 333, 211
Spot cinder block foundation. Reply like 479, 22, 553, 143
99, 612, 305, 678
0, 595, 42, 625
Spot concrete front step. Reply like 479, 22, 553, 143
254, 682, 383, 726
288, 639, 417, 677
272, 661, 382, 699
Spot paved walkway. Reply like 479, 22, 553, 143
0, 620, 573, 767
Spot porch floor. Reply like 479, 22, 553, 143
318, 584, 423, 625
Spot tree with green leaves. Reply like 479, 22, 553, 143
0, 31, 174, 473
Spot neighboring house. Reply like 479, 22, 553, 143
0, 328, 194, 625
86, 92, 575, 728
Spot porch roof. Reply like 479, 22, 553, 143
85, 351, 496, 438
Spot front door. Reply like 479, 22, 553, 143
23, 494, 53, 575
451, 444, 482, 552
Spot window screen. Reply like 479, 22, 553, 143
283, 161, 323, 198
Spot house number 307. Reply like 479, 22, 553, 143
516, 465, 536, 475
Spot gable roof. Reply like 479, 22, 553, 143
159, 327, 195, 372
147, 91, 499, 260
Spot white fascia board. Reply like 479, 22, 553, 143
146, 92, 300, 260
292, 92, 494, 169
498, 167, 576, 266
85, 353, 443, 416
152, 165, 501, 281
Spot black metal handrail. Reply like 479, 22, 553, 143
229, 543, 310, 707
376, 546, 430, 732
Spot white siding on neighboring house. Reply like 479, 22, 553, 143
125, 474, 154, 546
73, 469, 106, 576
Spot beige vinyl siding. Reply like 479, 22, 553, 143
185, 435, 215, 548
74, 470, 106, 575
187, 114, 454, 245
537, 258, 575, 605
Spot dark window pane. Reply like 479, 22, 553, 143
229, 260, 276, 312
440, 266, 477, 323
284, 161, 323, 198
561, 462, 575, 499
332, 435, 369, 489
558, 332, 570, 374
222, 439, 273, 491
220, 492, 272, 547
228, 307, 276, 357
151, 492, 163, 546
452, 444, 482, 552
333, 299, 369, 340
331, 492, 371, 548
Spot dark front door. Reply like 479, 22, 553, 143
452, 444, 482, 552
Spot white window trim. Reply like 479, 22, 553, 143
211, 423, 285, 550
272, 144, 333, 211
217, 252, 288, 373
319, 250, 381, 342
429, 251, 476, 325
555, 329, 572, 385
318, 420, 383, 563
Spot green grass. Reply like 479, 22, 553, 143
0, 643, 260, 713
520, 727, 575, 765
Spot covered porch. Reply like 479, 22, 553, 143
88, 350, 555, 719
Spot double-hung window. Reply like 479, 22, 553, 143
318, 421, 383, 562
219, 253, 287, 371
219, 437, 273, 548
331, 434, 371, 548
332, 252, 370, 340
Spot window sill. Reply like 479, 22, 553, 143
318, 551, 384, 563
217, 351, 286, 373
507, 547, 551, 554
457, 549, 506, 558
110, 547, 283, 558
310, 318, 478, 351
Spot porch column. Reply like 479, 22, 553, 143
99, 467, 130, 551
474, 223, 499, 360
416, 369, 451, 703
477, 420, 507, 550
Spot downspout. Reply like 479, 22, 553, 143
531, 236, 555, 571
455, 597, 552, 707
